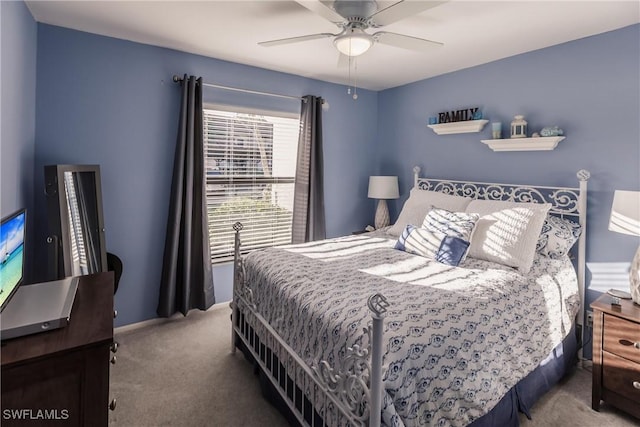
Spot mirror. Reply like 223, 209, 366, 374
45, 165, 107, 279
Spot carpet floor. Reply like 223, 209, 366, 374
109, 304, 639, 427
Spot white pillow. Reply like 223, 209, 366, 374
388, 188, 472, 236
465, 200, 551, 274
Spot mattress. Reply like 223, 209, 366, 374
243, 232, 580, 426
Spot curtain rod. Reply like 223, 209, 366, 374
172, 75, 306, 103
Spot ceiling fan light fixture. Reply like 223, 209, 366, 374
334, 30, 373, 57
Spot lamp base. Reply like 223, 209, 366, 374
631, 245, 640, 305
374, 199, 390, 229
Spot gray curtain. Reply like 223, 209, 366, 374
157, 75, 215, 317
292, 95, 326, 243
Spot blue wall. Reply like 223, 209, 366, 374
1, 1, 37, 281
9, 3, 639, 333
376, 24, 640, 357
34, 24, 378, 326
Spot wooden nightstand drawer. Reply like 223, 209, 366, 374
592, 295, 640, 418
603, 351, 640, 403
604, 313, 640, 364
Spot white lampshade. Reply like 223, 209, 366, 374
609, 190, 640, 236
334, 29, 373, 57
368, 176, 399, 200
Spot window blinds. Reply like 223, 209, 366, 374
203, 108, 299, 262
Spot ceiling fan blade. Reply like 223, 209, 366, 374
369, 1, 447, 27
375, 31, 443, 51
259, 32, 336, 47
294, 0, 345, 24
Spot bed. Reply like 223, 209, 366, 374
230, 167, 591, 427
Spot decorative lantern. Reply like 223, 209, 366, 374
510, 115, 527, 138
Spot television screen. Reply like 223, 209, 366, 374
0, 209, 26, 311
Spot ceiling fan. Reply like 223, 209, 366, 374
259, 0, 446, 58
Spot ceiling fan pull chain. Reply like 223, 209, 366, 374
347, 55, 352, 95
353, 57, 359, 100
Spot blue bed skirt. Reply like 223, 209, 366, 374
237, 324, 578, 426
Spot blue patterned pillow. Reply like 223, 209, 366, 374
394, 209, 479, 266
536, 215, 582, 259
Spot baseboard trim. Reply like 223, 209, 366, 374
114, 301, 230, 334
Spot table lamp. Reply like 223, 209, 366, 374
368, 176, 399, 229
608, 190, 640, 304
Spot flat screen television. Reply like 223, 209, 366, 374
0, 209, 26, 311
45, 164, 107, 279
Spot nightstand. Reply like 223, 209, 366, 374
591, 294, 640, 419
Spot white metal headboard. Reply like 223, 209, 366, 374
412, 166, 591, 328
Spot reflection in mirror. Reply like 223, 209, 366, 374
63, 171, 103, 275
45, 165, 107, 280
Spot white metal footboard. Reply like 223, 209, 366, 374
230, 222, 387, 427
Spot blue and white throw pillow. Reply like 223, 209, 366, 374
422, 208, 479, 242
536, 215, 582, 259
395, 209, 479, 266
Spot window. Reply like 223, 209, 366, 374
203, 105, 300, 262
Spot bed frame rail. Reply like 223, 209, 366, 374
231, 222, 388, 427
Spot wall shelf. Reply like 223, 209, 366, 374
480, 136, 565, 152
428, 119, 488, 135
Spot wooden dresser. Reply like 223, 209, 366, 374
591, 293, 640, 419
1, 272, 115, 426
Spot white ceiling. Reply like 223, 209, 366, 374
25, 1, 640, 91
